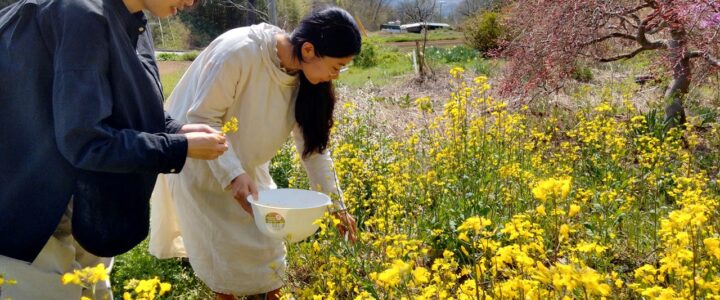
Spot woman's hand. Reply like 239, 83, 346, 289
179, 123, 218, 134
333, 210, 357, 242
185, 132, 227, 160
230, 173, 258, 215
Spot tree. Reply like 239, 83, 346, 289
455, 0, 503, 18
398, 0, 437, 23
338, 0, 392, 30
500, 0, 720, 125
397, 0, 438, 80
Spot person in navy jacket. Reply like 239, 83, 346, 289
0, 0, 228, 297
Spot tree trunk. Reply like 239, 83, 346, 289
664, 28, 691, 127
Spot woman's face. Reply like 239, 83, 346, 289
300, 43, 354, 84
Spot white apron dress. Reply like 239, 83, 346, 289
148, 23, 341, 296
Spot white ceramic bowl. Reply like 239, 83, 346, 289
248, 189, 332, 243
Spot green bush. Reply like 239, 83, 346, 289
156, 53, 179, 61
461, 11, 504, 54
156, 51, 199, 62
572, 64, 594, 83
353, 40, 379, 68
180, 51, 199, 61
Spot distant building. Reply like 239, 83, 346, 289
400, 22, 451, 33
380, 24, 403, 33
380, 20, 404, 33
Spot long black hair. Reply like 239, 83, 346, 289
290, 7, 362, 158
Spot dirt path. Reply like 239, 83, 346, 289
385, 39, 464, 48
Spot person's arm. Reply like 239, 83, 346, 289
292, 125, 356, 241
46, 8, 188, 174
291, 125, 346, 210
185, 51, 246, 188
165, 112, 185, 134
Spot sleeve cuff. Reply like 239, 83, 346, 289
165, 117, 185, 134
160, 134, 187, 174
220, 167, 245, 190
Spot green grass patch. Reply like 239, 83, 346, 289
160, 68, 187, 99
111, 240, 212, 299
366, 29, 462, 44
339, 47, 414, 88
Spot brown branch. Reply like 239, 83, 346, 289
637, 14, 666, 49
599, 47, 650, 62
584, 32, 637, 46
645, 21, 668, 35
625, 3, 651, 14
688, 51, 720, 67
643, 0, 658, 9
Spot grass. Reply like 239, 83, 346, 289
111, 240, 213, 299
366, 29, 463, 43
160, 68, 187, 99
338, 57, 414, 88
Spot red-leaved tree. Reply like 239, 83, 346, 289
500, 0, 719, 124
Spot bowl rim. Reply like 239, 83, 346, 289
248, 188, 332, 210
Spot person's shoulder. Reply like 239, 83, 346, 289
210, 26, 263, 57
39, 0, 106, 20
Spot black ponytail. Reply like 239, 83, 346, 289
290, 7, 361, 158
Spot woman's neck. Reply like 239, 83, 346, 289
275, 34, 301, 73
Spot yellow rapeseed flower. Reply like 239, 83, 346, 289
221, 117, 239, 134
568, 204, 581, 217
449, 66, 465, 79
705, 238, 720, 260
531, 177, 572, 202
412, 267, 430, 284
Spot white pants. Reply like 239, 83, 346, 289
0, 201, 114, 300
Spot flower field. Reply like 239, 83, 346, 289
271, 67, 720, 299
20, 66, 719, 300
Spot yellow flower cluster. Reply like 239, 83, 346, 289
0, 273, 17, 287
122, 277, 172, 300
220, 116, 239, 134
531, 177, 571, 202
61, 263, 109, 288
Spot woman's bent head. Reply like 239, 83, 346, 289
291, 7, 362, 84
291, 7, 362, 158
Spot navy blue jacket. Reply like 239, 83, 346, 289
0, 0, 188, 262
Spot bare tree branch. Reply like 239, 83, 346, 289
221, 0, 270, 22
584, 32, 637, 46
646, 21, 668, 35
599, 47, 651, 62
688, 51, 720, 66
637, 14, 666, 49
626, 3, 652, 14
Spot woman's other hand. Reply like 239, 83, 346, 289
230, 173, 258, 215
185, 132, 227, 160
333, 210, 357, 243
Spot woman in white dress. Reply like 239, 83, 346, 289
149, 7, 361, 300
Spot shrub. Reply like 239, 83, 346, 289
572, 64, 593, 83
461, 11, 504, 54
179, 51, 199, 61
156, 53, 179, 61
353, 40, 379, 68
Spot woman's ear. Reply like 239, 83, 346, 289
301, 42, 317, 61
